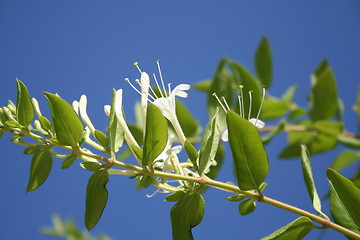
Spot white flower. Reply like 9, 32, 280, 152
79, 95, 95, 133
153, 135, 182, 172
125, 61, 190, 145
214, 86, 266, 142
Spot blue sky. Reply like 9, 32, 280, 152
0, 1, 359, 239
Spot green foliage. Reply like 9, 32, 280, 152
108, 89, 124, 153
327, 169, 360, 231
16, 78, 34, 127
26, 149, 53, 192
85, 169, 109, 231
226, 110, 269, 191
170, 192, 205, 240
44, 92, 84, 146
261, 217, 314, 240
142, 103, 168, 167
255, 36, 273, 88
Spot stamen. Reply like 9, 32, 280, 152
152, 73, 165, 98
125, 78, 152, 103
255, 87, 266, 126
134, 62, 142, 74
148, 85, 159, 99
212, 93, 227, 112
237, 95, 242, 117
156, 59, 168, 97
221, 97, 231, 111
239, 85, 244, 118
248, 91, 253, 120
167, 83, 172, 97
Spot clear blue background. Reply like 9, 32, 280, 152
1, 1, 359, 239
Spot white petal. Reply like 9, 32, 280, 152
249, 118, 265, 128
79, 95, 95, 133
172, 84, 190, 98
104, 105, 111, 116
72, 100, 79, 114
221, 129, 229, 142
115, 89, 123, 116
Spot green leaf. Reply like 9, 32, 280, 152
337, 135, 360, 149
329, 182, 360, 237
38, 116, 51, 131
138, 175, 153, 189
261, 96, 289, 120
255, 36, 272, 88
199, 110, 220, 174
225, 194, 246, 202
108, 89, 124, 153
26, 149, 53, 192
228, 60, 262, 119
16, 78, 34, 126
85, 169, 109, 231
261, 217, 314, 240
309, 60, 338, 121
170, 192, 205, 240
192, 80, 212, 92
166, 191, 186, 202
61, 155, 77, 169
238, 198, 256, 216
44, 92, 84, 146
23, 145, 44, 155
176, 100, 201, 138
94, 130, 109, 149
300, 144, 323, 216
332, 151, 360, 171
288, 108, 307, 122
184, 140, 199, 169
5, 120, 20, 128
327, 168, 360, 230
80, 162, 102, 172
128, 125, 143, 145
142, 103, 168, 167
226, 111, 269, 190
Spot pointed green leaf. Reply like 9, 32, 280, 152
138, 175, 153, 189
23, 145, 44, 155
38, 115, 51, 131
80, 162, 102, 172
309, 60, 338, 121
26, 149, 53, 192
184, 139, 199, 169
166, 191, 186, 202
44, 92, 84, 146
261, 217, 314, 240
327, 168, 360, 230
332, 151, 360, 171
176, 100, 201, 138
337, 135, 360, 149
94, 129, 109, 149
199, 110, 220, 174
85, 169, 109, 231
288, 108, 307, 122
226, 110, 269, 190
261, 96, 288, 120
300, 144, 323, 216
16, 78, 34, 126
255, 36, 272, 88
61, 155, 77, 169
170, 192, 205, 240
238, 198, 256, 216
228, 60, 262, 119
142, 103, 168, 167
329, 183, 360, 237
108, 89, 124, 153
225, 194, 246, 202
192, 80, 212, 92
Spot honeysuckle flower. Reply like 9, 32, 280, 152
214, 86, 266, 142
153, 135, 182, 172
125, 61, 190, 145
79, 95, 95, 134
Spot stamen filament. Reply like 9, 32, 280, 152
168, 83, 172, 97
212, 93, 227, 112
125, 78, 153, 103
248, 91, 253, 120
255, 87, 266, 126
237, 95, 242, 117
239, 85, 245, 118
156, 59, 168, 97
135, 79, 156, 101
221, 97, 231, 111
152, 73, 165, 98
